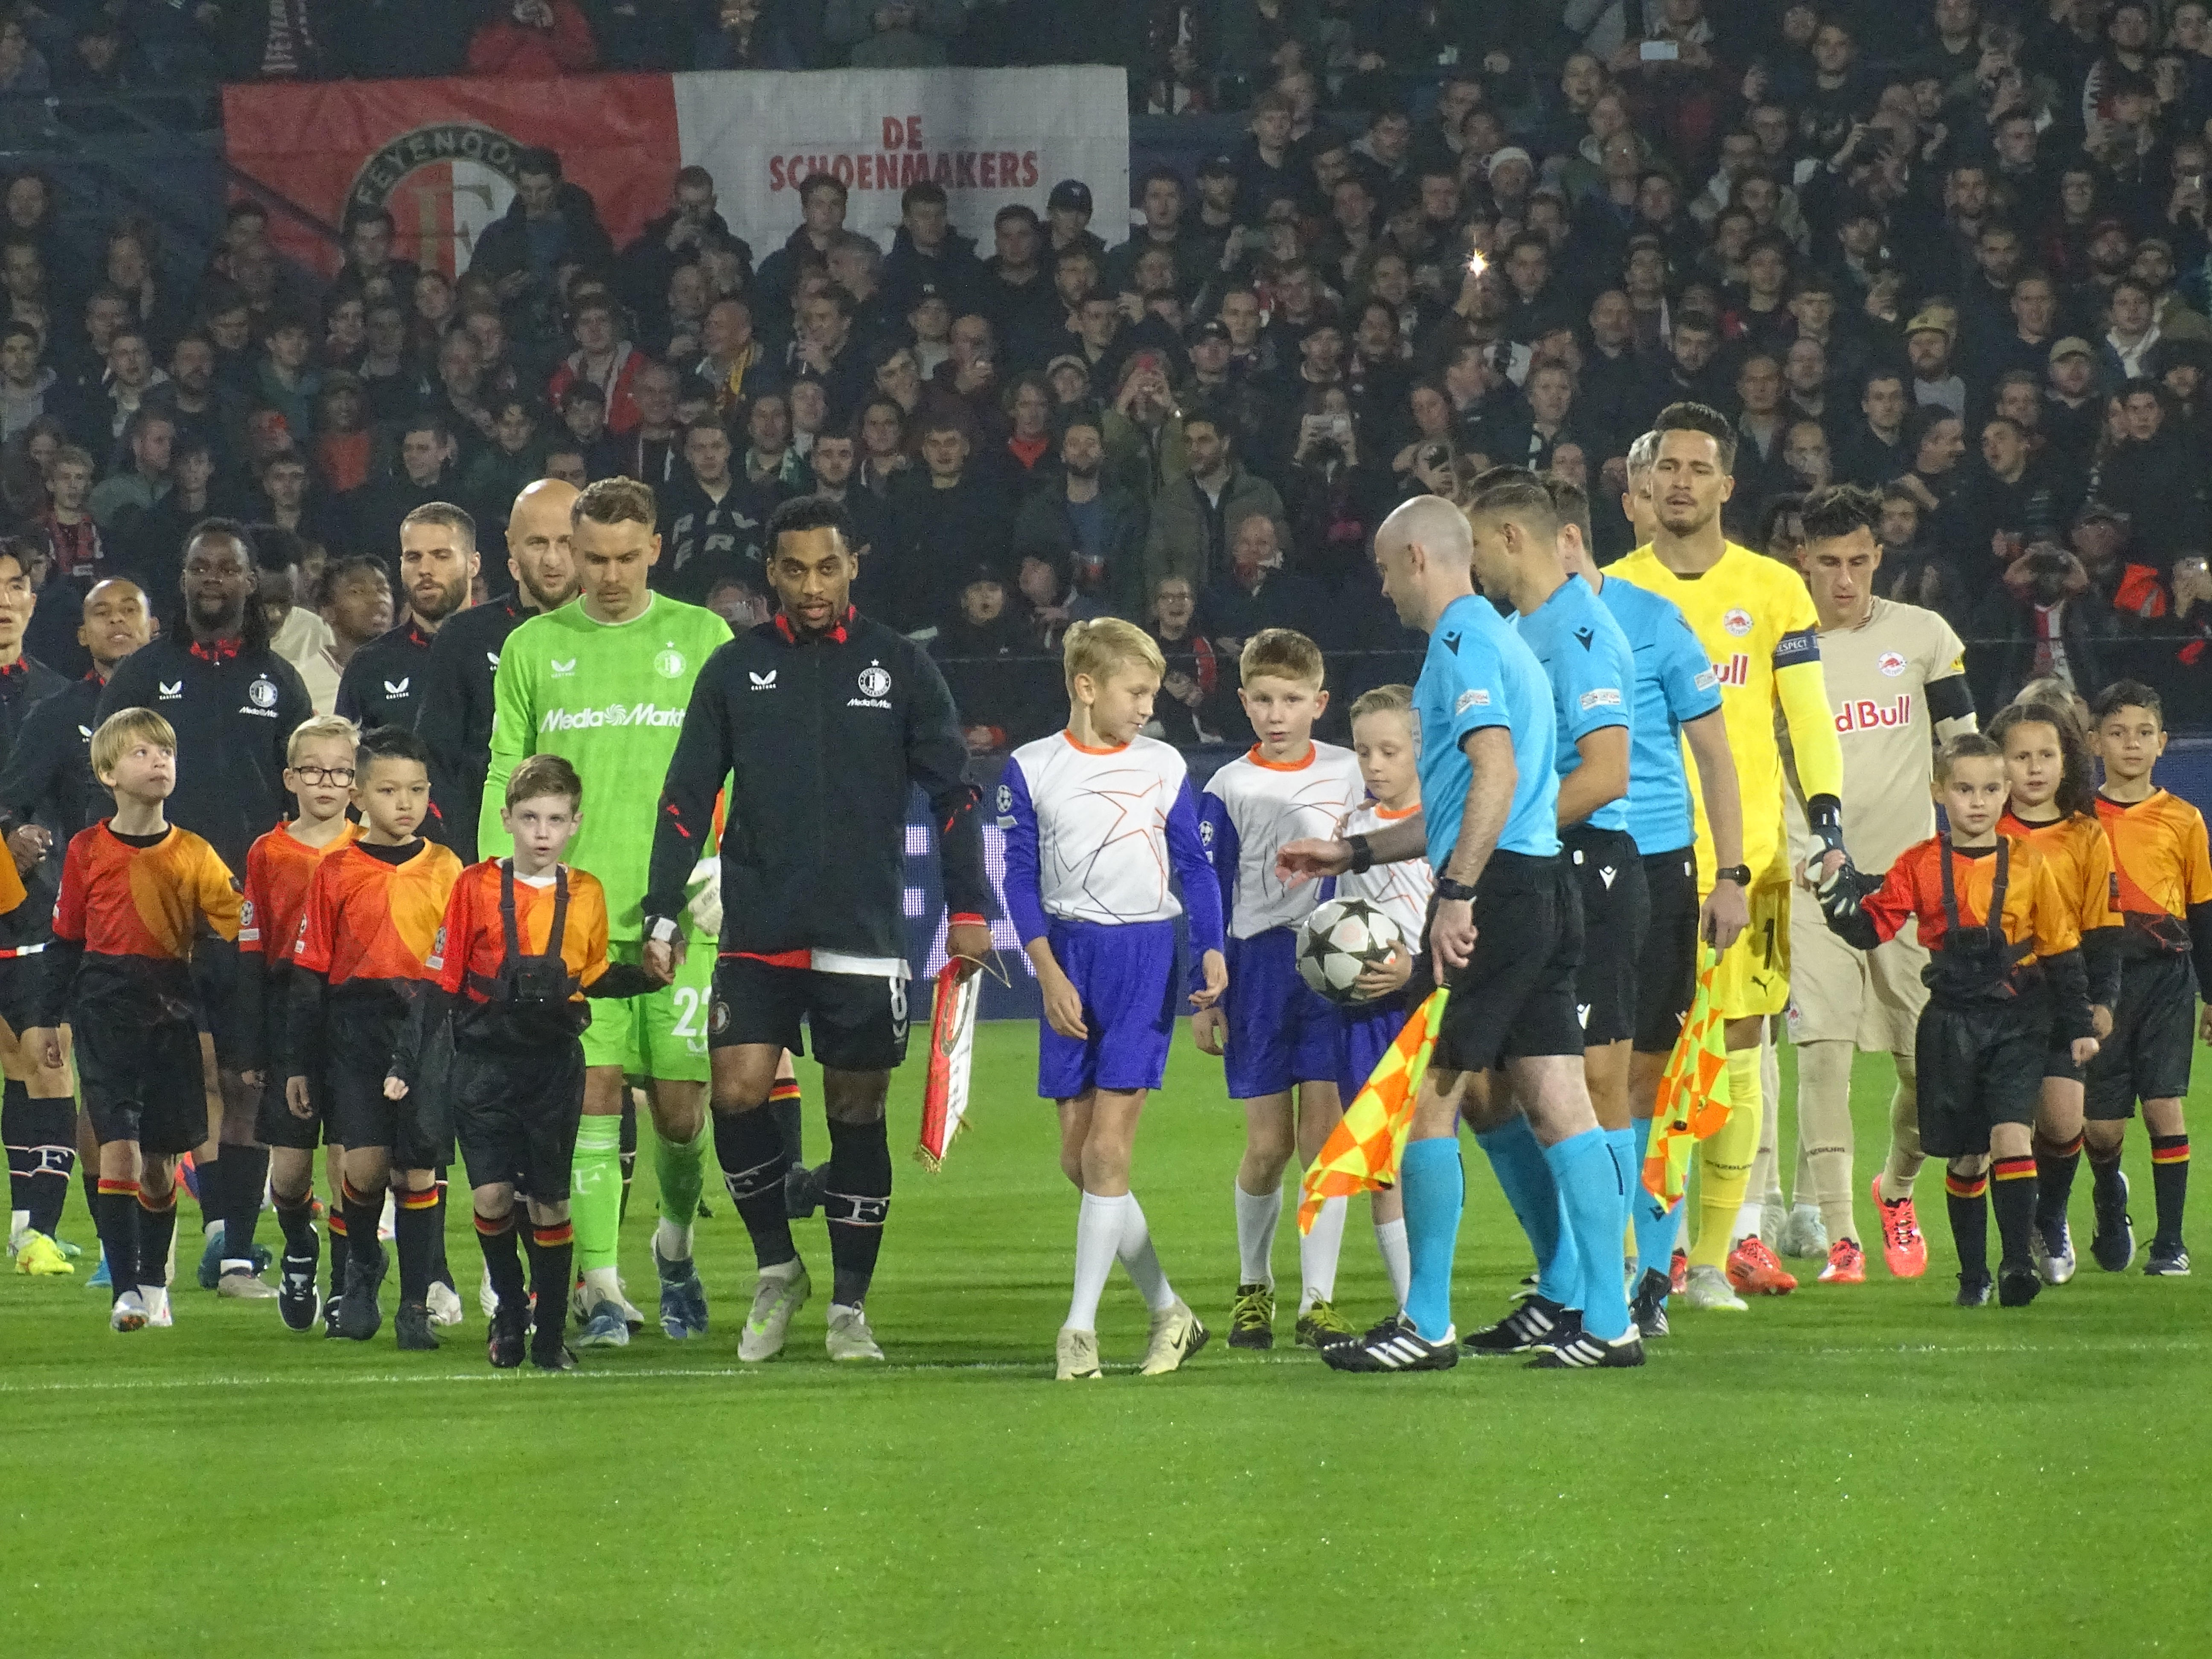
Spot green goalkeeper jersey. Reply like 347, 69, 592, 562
481, 594, 733, 942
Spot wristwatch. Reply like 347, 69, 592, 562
1346, 833, 1374, 874
1435, 876, 1478, 902
1712, 864, 1752, 887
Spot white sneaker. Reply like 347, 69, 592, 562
1682, 1263, 1748, 1311
570, 1275, 645, 1333
1759, 1198, 1788, 1247
217, 1269, 278, 1300
824, 1301, 884, 1362
1056, 1326, 1102, 1380
140, 1286, 174, 1327
1777, 1203, 1830, 1260
1138, 1299, 1209, 1375
425, 1280, 464, 1327
738, 1260, 810, 1362
110, 1289, 148, 1331
478, 1264, 499, 1320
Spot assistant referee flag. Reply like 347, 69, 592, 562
1298, 990, 1448, 1233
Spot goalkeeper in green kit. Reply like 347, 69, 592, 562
480, 477, 739, 1347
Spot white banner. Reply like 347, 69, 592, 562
672, 67, 1130, 254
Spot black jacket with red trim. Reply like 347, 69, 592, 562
644, 606, 992, 960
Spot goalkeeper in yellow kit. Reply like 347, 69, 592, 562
1612, 403, 1850, 1311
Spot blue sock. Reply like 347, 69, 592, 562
1475, 1115, 1578, 1307
1605, 1125, 1638, 1245
1545, 1127, 1632, 1342
1399, 1137, 1464, 1342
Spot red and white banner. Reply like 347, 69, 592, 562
224, 68, 1128, 280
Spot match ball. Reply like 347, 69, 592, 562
1295, 898, 1404, 1006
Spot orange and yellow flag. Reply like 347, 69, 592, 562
1642, 951, 1731, 1208
1298, 990, 1448, 1233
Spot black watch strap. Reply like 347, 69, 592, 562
1435, 876, 1477, 902
1713, 864, 1752, 886
1347, 833, 1374, 874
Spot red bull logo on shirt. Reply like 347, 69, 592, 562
1834, 694, 1913, 733
1712, 653, 1752, 687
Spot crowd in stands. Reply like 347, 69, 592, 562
1, 0, 2211, 748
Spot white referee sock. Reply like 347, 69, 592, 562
1116, 1193, 1177, 1314
1234, 1180, 1281, 1288
1065, 1191, 1128, 1331
1373, 1214, 1411, 1310
1298, 1194, 1347, 1313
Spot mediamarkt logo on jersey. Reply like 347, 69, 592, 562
1834, 694, 1913, 733
540, 704, 687, 733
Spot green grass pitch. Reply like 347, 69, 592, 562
5, 1023, 2210, 1657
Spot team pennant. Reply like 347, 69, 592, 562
915, 958, 982, 1171
1642, 950, 1732, 1208
1298, 989, 1448, 1233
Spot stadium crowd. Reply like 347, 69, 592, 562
0, 0, 2208, 1374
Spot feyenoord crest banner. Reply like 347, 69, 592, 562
223, 67, 1130, 279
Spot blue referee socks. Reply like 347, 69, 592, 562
1475, 1115, 1578, 1309
1399, 1137, 1463, 1342
1605, 1125, 1639, 1242
1545, 1128, 1631, 1342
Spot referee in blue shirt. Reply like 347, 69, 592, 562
1280, 489, 1644, 1372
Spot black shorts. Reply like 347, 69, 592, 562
1915, 999, 2045, 1158
2086, 953, 2197, 1119
255, 1062, 331, 1151
712, 955, 911, 1072
2042, 1043, 2085, 1084
76, 1007, 206, 1155
452, 1037, 585, 1201
191, 944, 251, 1074
0, 946, 44, 1038
1432, 852, 1585, 1074
1566, 826, 1648, 1048
322, 1003, 449, 1168
1634, 847, 1700, 1054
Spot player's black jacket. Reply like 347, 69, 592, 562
335, 617, 435, 734
416, 593, 533, 864
0, 656, 76, 948
0, 672, 105, 847
99, 637, 312, 874
644, 606, 991, 958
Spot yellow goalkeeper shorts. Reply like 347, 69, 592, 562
1705, 876, 1792, 1021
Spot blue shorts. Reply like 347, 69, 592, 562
1037, 919, 1179, 1100
1337, 990, 1412, 1101
1224, 928, 1342, 1100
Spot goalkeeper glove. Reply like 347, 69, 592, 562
1807, 793, 1848, 860
684, 856, 722, 938
1814, 853, 1883, 948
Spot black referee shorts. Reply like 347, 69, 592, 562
712, 955, 912, 1073
2086, 953, 2197, 1119
1916, 998, 2046, 1158
1634, 847, 1700, 1055
1566, 825, 1648, 1048
1432, 851, 1585, 1074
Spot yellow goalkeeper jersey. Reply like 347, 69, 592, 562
1611, 541, 1843, 885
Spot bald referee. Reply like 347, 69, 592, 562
1284, 492, 1644, 1372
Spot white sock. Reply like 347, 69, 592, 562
653, 1216, 695, 1261
203, 1218, 222, 1243
1065, 1191, 1126, 1330
140, 1284, 169, 1318
1374, 1215, 1410, 1310
220, 1256, 253, 1275
1116, 1193, 1176, 1314
1298, 1193, 1348, 1313
582, 1263, 623, 1304
378, 1190, 396, 1239
1735, 1199, 1765, 1243
1234, 1180, 1281, 1287
10, 1207, 29, 1245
